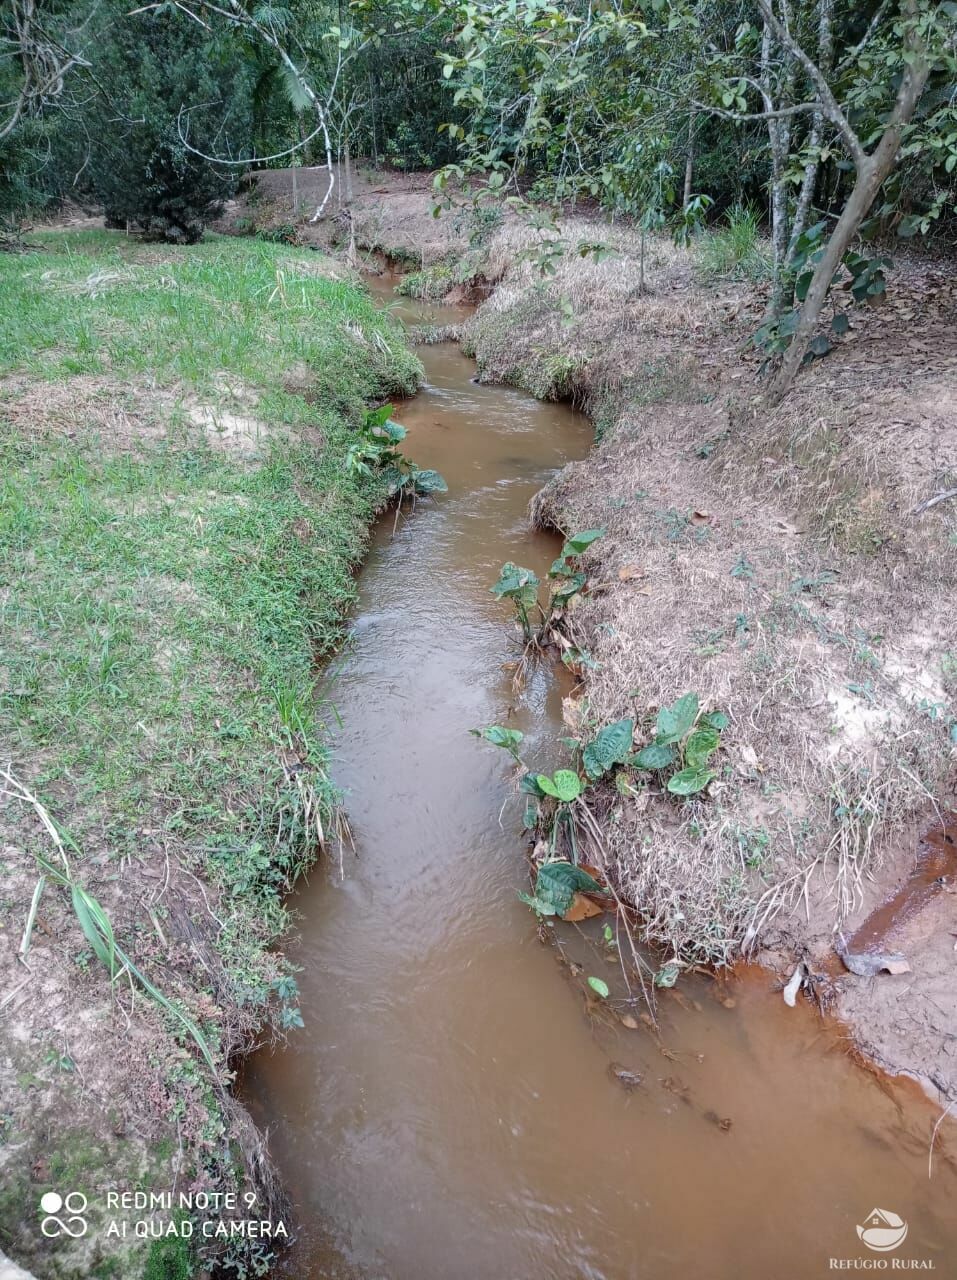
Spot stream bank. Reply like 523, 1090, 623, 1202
0, 230, 421, 1280
224, 167, 957, 1101
237, 270, 957, 1280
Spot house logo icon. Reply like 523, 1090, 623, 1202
857, 1208, 908, 1252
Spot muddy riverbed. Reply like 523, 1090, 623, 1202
242, 278, 957, 1280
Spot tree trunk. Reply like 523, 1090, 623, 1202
344, 133, 354, 203
767, 0, 930, 401
786, 0, 834, 264
768, 121, 923, 401
682, 111, 696, 209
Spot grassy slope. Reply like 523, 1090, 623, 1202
0, 231, 420, 1278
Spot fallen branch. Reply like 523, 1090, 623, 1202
911, 487, 957, 516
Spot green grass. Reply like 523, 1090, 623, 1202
0, 229, 420, 394
0, 229, 422, 1013
695, 204, 771, 281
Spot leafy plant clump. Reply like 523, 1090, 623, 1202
631, 693, 727, 795
753, 221, 892, 365
473, 692, 727, 922
490, 527, 605, 646
519, 859, 605, 917
346, 404, 447, 503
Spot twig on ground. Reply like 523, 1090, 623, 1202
911, 487, 957, 516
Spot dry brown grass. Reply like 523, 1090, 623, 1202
534, 382, 955, 965
461, 216, 731, 418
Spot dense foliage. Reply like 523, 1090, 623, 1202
87, 9, 252, 241
2, 1, 955, 369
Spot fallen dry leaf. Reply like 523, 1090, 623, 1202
563, 893, 603, 922
618, 1013, 640, 1030
618, 563, 645, 581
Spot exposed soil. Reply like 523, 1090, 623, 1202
221, 167, 957, 1102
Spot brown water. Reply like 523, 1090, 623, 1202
848, 818, 957, 956
243, 279, 957, 1279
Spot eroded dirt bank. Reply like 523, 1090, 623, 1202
228, 167, 957, 1101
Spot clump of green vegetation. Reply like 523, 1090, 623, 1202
144, 1226, 193, 1280
396, 248, 487, 302
490, 528, 605, 645
397, 260, 454, 300
630, 693, 728, 796
474, 692, 728, 922
346, 404, 447, 501
696, 204, 771, 281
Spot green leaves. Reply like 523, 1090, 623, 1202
71, 884, 118, 978
631, 742, 674, 769
364, 403, 394, 430
831, 312, 850, 336
685, 727, 719, 768
411, 468, 448, 495
550, 572, 586, 606
655, 692, 699, 744
582, 716, 635, 780
348, 407, 447, 504
667, 766, 717, 796
473, 724, 524, 753
537, 769, 583, 801
490, 562, 540, 609
627, 694, 727, 798
587, 976, 610, 998
520, 861, 605, 917
549, 528, 605, 579
564, 528, 606, 555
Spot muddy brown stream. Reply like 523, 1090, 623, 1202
242, 277, 957, 1279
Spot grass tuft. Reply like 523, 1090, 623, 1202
696, 204, 771, 281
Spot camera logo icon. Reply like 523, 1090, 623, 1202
39, 1191, 88, 1239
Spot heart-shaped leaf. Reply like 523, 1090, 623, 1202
564, 528, 606, 556
473, 725, 524, 752
631, 742, 675, 770
551, 769, 583, 802
525, 862, 606, 917
583, 717, 635, 780
685, 727, 720, 769
655, 693, 699, 744
667, 766, 716, 796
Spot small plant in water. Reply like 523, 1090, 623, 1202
490, 563, 542, 643
346, 405, 447, 504
490, 527, 605, 649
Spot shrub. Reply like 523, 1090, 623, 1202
87, 11, 251, 243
